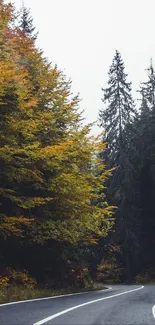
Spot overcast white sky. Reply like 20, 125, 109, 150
6, 0, 155, 134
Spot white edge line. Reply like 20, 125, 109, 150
0, 287, 112, 307
152, 304, 155, 318
33, 285, 144, 325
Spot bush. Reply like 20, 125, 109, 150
0, 269, 36, 289
135, 270, 155, 284
97, 258, 121, 283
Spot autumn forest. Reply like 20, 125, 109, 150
0, 1, 155, 300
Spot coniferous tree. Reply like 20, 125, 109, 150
19, 4, 37, 40
135, 62, 155, 274
141, 59, 155, 109
99, 51, 138, 280
99, 50, 135, 169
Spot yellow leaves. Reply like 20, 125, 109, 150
0, 270, 37, 288
40, 142, 73, 159
0, 57, 32, 108
0, 61, 15, 97
24, 142, 40, 151
0, 0, 114, 247
0, 188, 52, 208
24, 97, 38, 108
0, 215, 32, 237
0, 1, 13, 31
9, 116, 37, 136
0, 276, 9, 287
0, 61, 15, 79
12, 197, 53, 209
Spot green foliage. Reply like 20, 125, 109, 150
0, 0, 114, 290
99, 51, 138, 281
140, 59, 155, 109
0, 282, 105, 304
99, 50, 135, 167
135, 270, 155, 284
97, 259, 121, 284
18, 4, 37, 40
96, 244, 121, 283
99, 55, 155, 282
0, 269, 36, 288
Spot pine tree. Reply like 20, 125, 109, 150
140, 59, 155, 110
99, 51, 138, 280
135, 62, 155, 274
18, 4, 37, 40
99, 50, 135, 169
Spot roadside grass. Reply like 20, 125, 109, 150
0, 282, 106, 304
135, 272, 155, 284
135, 276, 155, 285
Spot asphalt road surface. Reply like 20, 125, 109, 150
1, 285, 155, 325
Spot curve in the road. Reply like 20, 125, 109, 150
33, 285, 144, 325
0, 287, 111, 307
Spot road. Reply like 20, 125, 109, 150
0, 285, 155, 325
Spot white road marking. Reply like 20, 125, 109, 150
152, 305, 155, 318
0, 287, 111, 307
33, 285, 144, 325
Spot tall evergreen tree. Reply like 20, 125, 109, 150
141, 59, 155, 109
135, 62, 155, 275
99, 51, 138, 280
18, 4, 37, 40
99, 50, 135, 169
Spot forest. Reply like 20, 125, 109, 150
0, 0, 155, 301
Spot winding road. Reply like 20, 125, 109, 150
1, 285, 155, 324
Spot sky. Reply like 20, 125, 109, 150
5, 0, 155, 134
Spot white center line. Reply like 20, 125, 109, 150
0, 287, 111, 307
33, 285, 144, 325
152, 305, 155, 318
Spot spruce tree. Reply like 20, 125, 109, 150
141, 59, 155, 110
136, 62, 155, 273
99, 50, 135, 169
19, 4, 37, 40
99, 51, 137, 280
